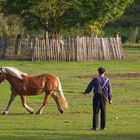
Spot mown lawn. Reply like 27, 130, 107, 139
0, 47, 140, 140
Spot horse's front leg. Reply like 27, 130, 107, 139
3, 93, 17, 115
36, 92, 50, 114
20, 95, 34, 114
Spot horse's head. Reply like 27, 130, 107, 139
0, 67, 6, 83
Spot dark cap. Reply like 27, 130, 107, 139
98, 67, 105, 74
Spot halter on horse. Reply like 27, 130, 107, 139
0, 66, 68, 115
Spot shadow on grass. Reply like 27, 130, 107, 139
0, 132, 139, 140
0, 113, 31, 116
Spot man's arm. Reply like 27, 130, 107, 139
108, 80, 112, 104
84, 79, 94, 94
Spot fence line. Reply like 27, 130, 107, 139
0, 36, 123, 61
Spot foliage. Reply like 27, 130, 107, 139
0, 14, 22, 36
0, 0, 135, 36
108, 0, 140, 27
0, 0, 23, 36
104, 0, 140, 44
103, 26, 140, 44
60, 0, 135, 35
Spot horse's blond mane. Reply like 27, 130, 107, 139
3, 67, 27, 79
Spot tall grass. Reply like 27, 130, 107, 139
127, 26, 139, 44
104, 26, 140, 44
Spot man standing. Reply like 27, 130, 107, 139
84, 67, 112, 131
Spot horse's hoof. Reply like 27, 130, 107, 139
3, 111, 8, 115
60, 110, 63, 114
36, 111, 41, 115
30, 111, 34, 114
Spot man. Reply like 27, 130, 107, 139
84, 67, 112, 131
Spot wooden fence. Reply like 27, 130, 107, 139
0, 36, 123, 61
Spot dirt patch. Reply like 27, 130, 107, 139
74, 73, 140, 79
131, 100, 140, 103
106, 73, 140, 78
121, 100, 140, 104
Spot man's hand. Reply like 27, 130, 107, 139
83, 93, 89, 97
109, 100, 112, 104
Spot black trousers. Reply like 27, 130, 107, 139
93, 93, 106, 129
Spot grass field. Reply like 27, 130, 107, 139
0, 47, 140, 140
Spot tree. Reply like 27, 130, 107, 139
61, 0, 135, 35
1, 0, 77, 38
1, 0, 134, 37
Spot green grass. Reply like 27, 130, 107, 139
0, 47, 140, 140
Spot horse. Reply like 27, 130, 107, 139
0, 66, 68, 115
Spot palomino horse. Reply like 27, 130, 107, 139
0, 66, 68, 115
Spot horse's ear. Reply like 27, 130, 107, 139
0, 67, 3, 74
4, 67, 11, 74
0, 67, 2, 69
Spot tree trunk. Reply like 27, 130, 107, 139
14, 34, 21, 55
2, 34, 8, 59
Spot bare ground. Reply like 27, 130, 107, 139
74, 73, 140, 79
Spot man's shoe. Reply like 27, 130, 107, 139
90, 128, 98, 131
100, 128, 106, 130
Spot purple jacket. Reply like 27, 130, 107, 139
85, 76, 112, 100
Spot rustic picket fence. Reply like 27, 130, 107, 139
0, 36, 123, 61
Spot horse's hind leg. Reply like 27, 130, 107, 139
36, 92, 51, 114
20, 96, 34, 114
51, 93, 63, 114
3, 94, 17, 115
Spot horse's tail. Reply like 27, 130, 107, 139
57, 78, 68, 109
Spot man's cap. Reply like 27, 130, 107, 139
98, 67, 105, 74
